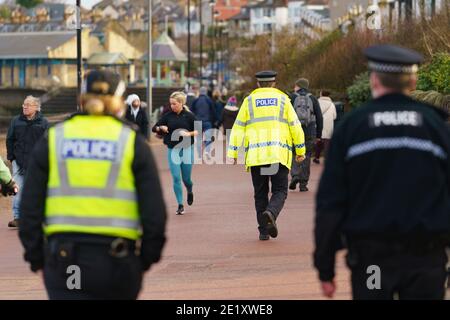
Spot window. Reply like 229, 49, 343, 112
263, 8, 272, 18
254, 8, 262, 18
263, 23, 272, 32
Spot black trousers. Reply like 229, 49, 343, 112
44, 239, 143, 300
347, 240, 448, 300
250, 164, 288, 235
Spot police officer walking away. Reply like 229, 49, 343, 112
19, 70, 167, 300
314, 45, 450, 300
228, 71, 306, 241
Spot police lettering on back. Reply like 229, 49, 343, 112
370, 111, 422, 127
62, 139, 118, 161
255, 98, 278, 107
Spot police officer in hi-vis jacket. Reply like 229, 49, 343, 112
228, 71, 306, 241
19, 70, 167, 300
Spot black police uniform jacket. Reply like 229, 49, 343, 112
314, 93, 450, 281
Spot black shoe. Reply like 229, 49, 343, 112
259, 234, 270, 241
300, 185, 309, 192
187, 192, 194, 206
262, 211, 278, 238
176, 205, 185, 215
289, 178, 299, 190
8, 219, 19, 228
313, 158, 320, 164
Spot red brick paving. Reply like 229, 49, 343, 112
0, 142, 353, 300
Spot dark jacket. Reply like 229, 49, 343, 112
314, 93, 450, 282
18, 115, 167, 273
186, 94, 196, 109
214, 99, 225, 127
125, 106, 149, 139
6, 112, 49, 174
290, 88, 324, 139
152, 109, 197, 149
191, 95, 217, 124
221, 105, 239, 133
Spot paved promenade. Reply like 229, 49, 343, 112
0, 142, 352, 300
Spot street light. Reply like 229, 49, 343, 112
147, 0, 153, 140
198, 0, 215, 87
199, 0, 203, 86
76, 0, 81, 111
187, 0, 191, 79
222, 27, 230, 88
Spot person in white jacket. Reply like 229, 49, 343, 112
314, 91, 337, 164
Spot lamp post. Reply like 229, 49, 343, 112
76, 0, 81, 111
147, 0, 153, 140
210, 2, 216, 86
199, 0, 203, 86
222, 27, 229, 87
187, 0, 191, 78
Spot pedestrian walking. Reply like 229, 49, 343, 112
313, 90, 337, 164
212, 89, 226, 129
228, 71, 306, 241
19, 70, 167, 300
6, 95, 48, 228
289, 78, 323, 192
125, 94, 149, 139
314, 45, 450, 300
191, 87, 217, 158
221, 96, 239, 143
152, 92, 198, 215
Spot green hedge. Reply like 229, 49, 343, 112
417, 53, 450, 94
347, 72, 371, 108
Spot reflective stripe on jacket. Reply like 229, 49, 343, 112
44, 115, 140, 240
227, 87, 306, 170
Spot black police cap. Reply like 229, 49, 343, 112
84, 70, 126, 97
364, 44, 423, 74
255, 70, 277, 82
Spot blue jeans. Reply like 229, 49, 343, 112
168, 146, 194, 205
12, 161, 24, 220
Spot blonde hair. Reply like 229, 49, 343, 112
170, 91, 187, 105
213, 89, 221, 100
24, 95, 41, 111
170, 91, 192, 112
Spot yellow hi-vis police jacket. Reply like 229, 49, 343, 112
227, 87, 306, 170
44, 115, 141, 240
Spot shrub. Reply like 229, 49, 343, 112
411, 90, 450, 115
417, 53, 450, 94
347, 72, 371, 108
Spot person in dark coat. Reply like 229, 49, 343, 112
314, 44, 450, 300
212, 89, 226, 128
191, 87, 217, 157
6, 95, 49, 228
125, 94, 149, 139
221, 96, 239, 142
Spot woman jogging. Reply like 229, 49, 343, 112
152, 92, 198, 215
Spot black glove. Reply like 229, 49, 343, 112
1, 179, 18, 197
